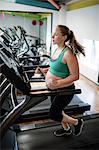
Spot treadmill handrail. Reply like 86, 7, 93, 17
30, 88, 81, 96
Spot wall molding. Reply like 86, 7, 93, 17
67, 0, 99, 11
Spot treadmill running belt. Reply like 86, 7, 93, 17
17, 117, 99, 150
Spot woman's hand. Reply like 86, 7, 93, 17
46, 79, 59, 90
46, 78, 73, 90
35, 66, 49, 77
35, 66, 41, 74
35, 66, 45, 77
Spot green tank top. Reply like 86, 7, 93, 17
49, 47, 70, 78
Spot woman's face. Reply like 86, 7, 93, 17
52, 28, 63, 45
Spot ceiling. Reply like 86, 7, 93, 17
14, 0, 75, 10
3, 0, 98, 11
27, 0, 98, 10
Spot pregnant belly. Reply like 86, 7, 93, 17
45, 71, 60, 89
45, 71, 74, 89
45, 71, 61, 83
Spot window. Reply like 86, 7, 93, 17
80, 39, 99, 71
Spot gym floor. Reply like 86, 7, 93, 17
75, 74, 99, 113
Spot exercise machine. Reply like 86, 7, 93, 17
0, 48, 91, 149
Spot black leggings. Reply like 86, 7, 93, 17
49, 84, 75, 122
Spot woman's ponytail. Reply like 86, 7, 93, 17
68, 30, 85, 56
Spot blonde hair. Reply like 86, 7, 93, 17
57, 25, 85, 56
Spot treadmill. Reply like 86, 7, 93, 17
0, 53, 93, 150
0, 46, 90, 124
16, 68, 90, 123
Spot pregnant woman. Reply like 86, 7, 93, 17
35, 25, 85, 137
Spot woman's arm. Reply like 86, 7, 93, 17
42, 67, 49, 73
60, 50, 79, 84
